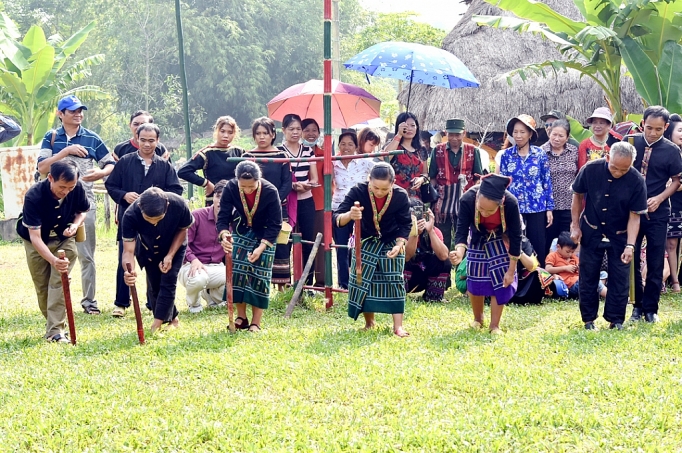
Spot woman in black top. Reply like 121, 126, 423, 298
217, 162, 283, 331
178, 116, 244, 206
243, 117, 293, 288
334, 163, 412, 337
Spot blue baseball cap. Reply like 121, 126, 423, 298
57, 95, 88, 112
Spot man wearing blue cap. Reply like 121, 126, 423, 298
36, 95, 115, 315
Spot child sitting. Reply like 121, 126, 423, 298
546, 232, 607, 299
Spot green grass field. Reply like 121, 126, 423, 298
1, 240, 682, 452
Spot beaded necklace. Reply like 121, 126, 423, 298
239, 181, 262, 227
368, 186, 393, 237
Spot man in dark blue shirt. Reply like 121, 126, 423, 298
37, 95, 115, 315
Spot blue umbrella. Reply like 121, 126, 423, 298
343, 41, 479, 111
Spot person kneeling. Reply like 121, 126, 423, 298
546, 232, 607, 300
404, 200, 451, 302
179, 180, 230, 313
217, 162, 283, 332
122, 188, 194, 333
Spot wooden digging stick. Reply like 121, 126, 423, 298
126, 263, 145, 345
57, 250, 76, 345
354, 201, 362, 285
629, 259, 635, 303
226, 245, 235, 334
285, 232, 323, 317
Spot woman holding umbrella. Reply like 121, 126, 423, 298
334, 162, 412, 337
243, 117, 292, 289
450, 174, 523, 334
178, 116, 244, 206
217, 162, 283, 331
383, 112, 428, 201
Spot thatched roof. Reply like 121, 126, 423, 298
399, 0, 642, 133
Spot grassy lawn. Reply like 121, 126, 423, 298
1, 239, 682, 451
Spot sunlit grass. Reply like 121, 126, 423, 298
1, 241, 682, 451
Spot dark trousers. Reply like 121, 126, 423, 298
546, 209, 572, 255
634, 215, 668, 314
312, 209, 326, 287
579, 236, 629, 324
115, 240, 131, 308
523, 212, 548, 266
296, 198, 316, 285
436, 214, 457, 250
404, 253, 452, 301
333, 221, 352, 289
144, 244, 186, 323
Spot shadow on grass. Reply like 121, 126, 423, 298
304, 325, 387, 356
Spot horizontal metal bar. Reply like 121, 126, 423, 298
226, 150, 403, 164
302, 285, 348, 294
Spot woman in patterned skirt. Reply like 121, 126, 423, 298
383, 112, 428, 201
243, 117, 292, 289
178, 116, 244, 206
333, 162, 412, 337
217, 161, 283, 332
450, 174, 523, 334
664, 114, 682, 293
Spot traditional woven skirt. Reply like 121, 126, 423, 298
348, 238, 406, 320
272, 205, 291, 285
232, 230, 275, 309
667, 214, 682, 238
466, 237, 517, 305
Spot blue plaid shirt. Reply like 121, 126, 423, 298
499, 144, 554, 214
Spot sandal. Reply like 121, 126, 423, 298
235, 317, 249, 330
48, 333, 70, 343
112, 306, 126, 318
248, 323, 261, 332
83, 306, 101, 315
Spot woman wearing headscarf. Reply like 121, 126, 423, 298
333, 162, 412, 337
498, 114, 554, 265
178, 115, 244, 206
217, 161, 283, 331
450, 174, 523, 334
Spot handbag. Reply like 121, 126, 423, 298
419, 178, 440, 204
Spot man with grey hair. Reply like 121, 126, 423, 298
570, 142, 647, 330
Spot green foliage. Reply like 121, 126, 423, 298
3, 242, 682, 449
0, 13, 104, 145
474, 0, 682, 121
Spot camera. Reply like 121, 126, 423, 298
411, 204, 424, 221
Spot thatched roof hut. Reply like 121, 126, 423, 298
400, 0, 642, 134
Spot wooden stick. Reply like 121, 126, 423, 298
629, 258, 635, 303
286, 233, 323, 318
354, 201, 362, 285
57, 250, 76, 346
126, 263, 145, 345
226, 245, 235, 334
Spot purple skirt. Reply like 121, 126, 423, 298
466, 237, 518, 305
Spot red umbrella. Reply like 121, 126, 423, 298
267, 79, 381, 129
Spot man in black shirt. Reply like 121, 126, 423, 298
105, 123, 183, 317
121, 187, 193, 332
16, 161, 90, 342
624, 106, 682, 322
571, 143, 648, 329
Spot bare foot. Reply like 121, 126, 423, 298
169, 317, 180, 329
393, 327, 410, 338
362, 322, 377, 331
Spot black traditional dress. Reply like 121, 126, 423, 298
333, 182, 412, 319
217, 179, 282, 309
178, 145, 244, 205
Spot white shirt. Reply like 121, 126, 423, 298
332, 158, 375, 210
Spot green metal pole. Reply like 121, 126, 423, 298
175, 0, 193, 199
324, 0, 333, 308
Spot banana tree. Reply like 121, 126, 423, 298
473, 0, 682, 122
0, 14, 106, 145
